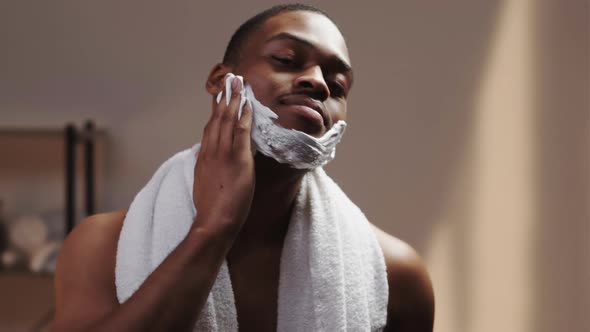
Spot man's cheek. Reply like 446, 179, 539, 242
242, 72, 270, 96
245, 79, 279, 107
327, 101, 347, 123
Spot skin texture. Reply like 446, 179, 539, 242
52, 10, 434, 332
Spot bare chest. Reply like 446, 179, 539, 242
227, 249, 282, 332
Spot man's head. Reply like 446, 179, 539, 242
206, 3, 353, 138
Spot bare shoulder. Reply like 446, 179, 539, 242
52, 209, 127, 331
56, 209, 127, 278
370, 223, 435, 332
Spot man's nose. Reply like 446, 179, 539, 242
293, 65, 330, 101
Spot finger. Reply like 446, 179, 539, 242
199, 119, 211, 158
202, 97, 221, 155
200, 94, 221, 158
219, 77, 243, 153
233, 98, 253, 155
206, 74, 232, 154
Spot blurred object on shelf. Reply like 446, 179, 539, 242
30, 241, 61, 273
9, 215, 48, 257
1, 213, 63, 274
0, 206, 65, 273
1, 248, 26, 270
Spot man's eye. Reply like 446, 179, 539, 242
329, 82, 346, 97
272, 56, 294, 66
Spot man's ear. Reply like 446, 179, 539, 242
206, 63, 232, 96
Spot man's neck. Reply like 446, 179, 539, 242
230, 153, 307, 252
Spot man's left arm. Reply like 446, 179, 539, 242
371, 225, 435, 332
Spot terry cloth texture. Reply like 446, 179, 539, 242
115, 143, 389, 331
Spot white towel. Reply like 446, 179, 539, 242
115, 143, 389, 331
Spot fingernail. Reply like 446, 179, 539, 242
233, 78, 242, 91
244, 97, 250, 111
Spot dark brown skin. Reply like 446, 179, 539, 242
51, 11, 434, 332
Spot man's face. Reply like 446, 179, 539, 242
234, 11, 353, 138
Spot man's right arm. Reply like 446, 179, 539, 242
52, 74, 254, 332
52, 211, 240, 332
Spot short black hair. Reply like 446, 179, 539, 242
222, 3, 336, 65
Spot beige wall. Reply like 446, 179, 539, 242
0, 1, 587, 331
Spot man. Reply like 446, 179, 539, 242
52, 4, 434, 332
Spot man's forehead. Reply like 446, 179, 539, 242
255, 11, 351, 65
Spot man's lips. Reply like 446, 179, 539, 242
279, 94, 327, 127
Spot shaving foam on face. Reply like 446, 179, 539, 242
216, 73, 347, 169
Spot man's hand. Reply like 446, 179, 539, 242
52, 79, 255, 331
193, 75, 255, 235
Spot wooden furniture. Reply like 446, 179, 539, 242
0, 120, 103, 331
0, 120, 102, 235
0, 272, 54, 332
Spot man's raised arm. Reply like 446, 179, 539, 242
52, 76, 253, 332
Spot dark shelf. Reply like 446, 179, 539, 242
0, 121, 103, 237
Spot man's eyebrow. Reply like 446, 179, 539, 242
265, 32, 354, 76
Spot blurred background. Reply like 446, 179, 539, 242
0, 0, 588, 331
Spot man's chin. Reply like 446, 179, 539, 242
272, 119, 326, 138
254, 152, 309, 173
